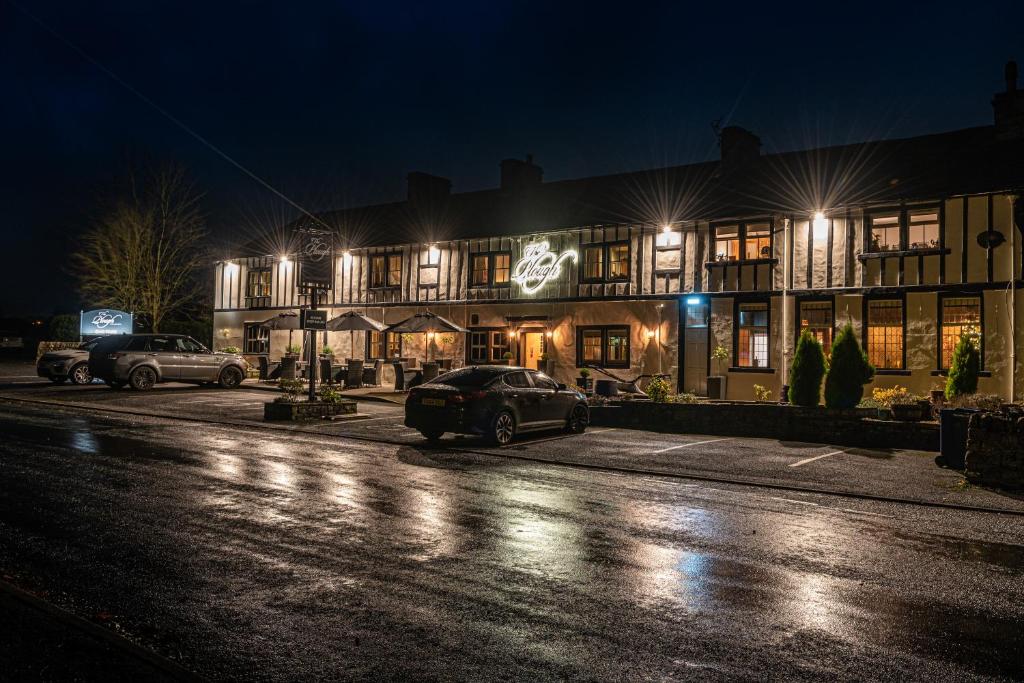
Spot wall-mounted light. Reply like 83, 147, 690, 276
545, 330, 553, 339
342, 250, 352, 265
812, 212, 829, 240
279, 255, 290, 265
645, 329, 657, 339
685, 296, 702, 305
657, 224, 681, 247
427, 244, 441, 265
225, 261, 239, 273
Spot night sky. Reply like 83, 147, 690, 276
2, 0, 1021, 315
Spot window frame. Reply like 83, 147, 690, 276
732, 299, 771, 370
243, 323, 270, 355
711, 220, 775, 264
244, 268, 272, 306
866, 205, 943, 253
575, 325, 631, 369
468, 251, 512, 288
937, 293, 984, 372
465, 327, 512, 364
370, 251, 403, 289
795, 296, 835, 357
365, 330, 403, 360
581, 241, 631, 283
862, 294, 907, 373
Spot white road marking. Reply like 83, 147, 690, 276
789, 450, 844, 467
652, 437, 731, 454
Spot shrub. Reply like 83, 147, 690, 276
502, 351, 514, 360
219, 345, 241, 354
753, 384, 773, 402
318, 385, 343, 404
579, 368, 591, 378
824, 324, 874, 409
945, 331, 980, 400
276, 378, 304, 402
48, 314, 79, 342
788, 330, 826, 406
645, 376, 672, 402
711, 345, 729, 374
950, 393, 1003, 411
872, 385, 909, 408
667, 392, 700, 404
321, 345, 333, 356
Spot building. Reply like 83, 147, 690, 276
214, 63, 1024, 401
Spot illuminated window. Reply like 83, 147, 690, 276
245, 269, 271, 299
583, 246, 604, 280
581, 329, 602, 363
866, 300, 903, 369
869, 214, 900, 252
471, 255, 489, 286
940, 297, 981, 369
908, 210, 940, 249
715, 226, 740, 261
744, 223, 772, 260
577, 326, 630, 368
470, 252, 511, 287
737, 303, 769, 368
493, 253, 510, 284
387, 254, 402, 286
371, 255, 386, 288
367, 331, 401, 359
608, 243, 629, 280
489, 331, 510, 361
606, 327, 629, 364
799, 301, 833, 354
243, 324, 269, 355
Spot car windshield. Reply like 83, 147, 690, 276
78, 340, 99, 351
432, 367, 505, 387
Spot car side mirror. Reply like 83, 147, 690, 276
556, 383, 567, 391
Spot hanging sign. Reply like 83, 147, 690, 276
300, 309, 328, 331
511, 240, 578, 294
297, 228, 334, 291
80, 309, 133, 336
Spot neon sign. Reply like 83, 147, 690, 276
512, 240, 578, 294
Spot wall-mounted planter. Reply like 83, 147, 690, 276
264, 400, 357, 421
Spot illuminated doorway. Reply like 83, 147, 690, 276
521, 331, 545, 370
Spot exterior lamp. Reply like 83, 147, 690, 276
427, 244, 441, 265
812, 212, 829, 240
645, 329, 656, 339
342, 250, 352, 265
280, 255, 290, 265
657, 224, 681, 247
686, 296, 702, 305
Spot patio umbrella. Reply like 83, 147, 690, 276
386, 312, 469, 361
326, 311, 386, 358
258, 312, 301, 352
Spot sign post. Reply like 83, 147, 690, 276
301, 305, 327, 401
297, 227, 334, 402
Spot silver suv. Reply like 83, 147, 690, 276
89, 334, 248, 390
37, 340, 99, 384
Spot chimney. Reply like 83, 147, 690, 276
406, 172, 451, 204
993, 60, 1024, 141
499, 155, 543, 193
718, 125, 761, 171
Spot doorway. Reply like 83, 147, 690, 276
521, 330, 545, 370
682, 301, 708, 395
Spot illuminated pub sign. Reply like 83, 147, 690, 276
80, 309, 134, 337
512, 240, 578, 294
297, 227, 334, 291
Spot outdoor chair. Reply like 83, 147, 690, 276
344, 359, 364, 389
391, 361, 419, 391
361, 359, 383, 386
319, 358, 333, 385
258, 356, 280, 382
422, 362, 439, 383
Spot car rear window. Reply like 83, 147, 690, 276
433, 367, 505, 387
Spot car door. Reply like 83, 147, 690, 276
501, 371, 534, 427
527, 371, 566, 428
177, 337, 220, 381
146, 336, 181, 380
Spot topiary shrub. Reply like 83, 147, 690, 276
645, 375, 672, 402
945, 330, 980, 400
824, 324, 874, 409
788, 329, 826, 406
48, 314, 79, 342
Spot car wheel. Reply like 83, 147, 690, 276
69, 363, 92, 385
419, 429, 444, 441
489, 410, 516, 446
565, 404, 589, 434
129, 366, 157, 391
218, 366, 243, 389
49, 377, 67, 384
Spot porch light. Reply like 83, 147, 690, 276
280, 255, 290, 265
657, 224, 681, 247
427, 244, 441, 265
342, 250, 352, 264
645, 329, 656, 339
686, 296, 702, 305
225, 261, 239, 273
812, 212, 828, 240
545, 330, 553, 339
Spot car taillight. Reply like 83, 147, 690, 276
450, 390, 486, 403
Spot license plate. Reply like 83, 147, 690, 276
421, 398, 446, 407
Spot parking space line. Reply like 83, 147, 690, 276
652, 437, 731, 454
789, 450, 844, 467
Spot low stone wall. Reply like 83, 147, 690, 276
965, 413, 1024, 490
35, 341, 80, 361
589, 402, 939, 451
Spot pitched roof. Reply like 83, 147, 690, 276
236, 125, 1024, 256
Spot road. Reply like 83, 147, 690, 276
1, 398, 1023, 681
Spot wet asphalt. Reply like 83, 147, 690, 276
1, 399, 1023, 681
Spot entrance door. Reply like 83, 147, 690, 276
522, 332, 544, 370
683, 302, 708, 395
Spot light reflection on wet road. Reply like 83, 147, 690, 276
0, 402, 1022, 681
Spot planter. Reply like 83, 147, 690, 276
279, 356, 298, 380
264, 399, 356, 421
707, 375, 727, 400
576, 377, 592, 392
876, 408, 892, 420
539, 359, 556, 377
890, 403, 923, 422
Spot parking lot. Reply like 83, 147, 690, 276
3, 363, 1020, 513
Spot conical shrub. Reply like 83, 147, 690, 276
788, 329, 826, 406
945, 331, 980, 399
824, 323, 874, 409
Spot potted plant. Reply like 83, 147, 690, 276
502, 351, 515, 366
285, 344, 301, 357
708, 346, 729, 400
576, 367, 592, 392
264, 378, 357, 421
320, 345, 334, 360
753, 384, 773, 403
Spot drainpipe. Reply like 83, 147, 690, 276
781, 217, 791, 388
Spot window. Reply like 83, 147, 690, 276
490, 331, 510, 361
469, 252, 511, 287
744, 223, 772, 260
737, 303, 769, 368
467, 329, 513, 364
583, 246, 604, 280
607, 243, 629, 280
940, 297, 981, 369
371, 253, 402, 288
244, 324, 270, 355
471, 255, 489, 286
367, 331, 401, 359
504, 371, 531, 388
908, 210, 940, 249
799, 301, 834, 354
177, 338, 206, 353
493, 253, 510, 284
245, 269, 271, 299
869, 214, 900, 252
576, 326, 631, 368
528, 371, 558, 390
714, 226, 740, 261
866, 300, 903, 369
469, 331, 489, 362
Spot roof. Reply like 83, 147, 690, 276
236, 125, 1024, 255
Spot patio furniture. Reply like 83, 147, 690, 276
385, 312, 469, 364
319, 358, 334, 385
279, 356, 298, 380
345, 359, 364, 389
327, 311, 386, 363
391, 361, 420, 391
332, 364, 347, 383
361, 359, 383, 386
595, 379, 619, 397
422, 362, 440, 383
257, 356, 280, 382
438, 358, 453, 371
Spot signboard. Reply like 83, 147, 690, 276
300, 309, 328, 331
511, 240, 578, 294
80, 309, 133, 337
297, 228, 334, 291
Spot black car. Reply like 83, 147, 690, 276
405, 365, 589, 444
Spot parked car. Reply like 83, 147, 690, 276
36, 340, 100, 384
405, 365, 589, 444
89, 334, 248, 390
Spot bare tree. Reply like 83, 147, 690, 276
73, 165, 206, 332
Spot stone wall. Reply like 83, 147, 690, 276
964, 413, 1024, 490
589, 402, 939, 451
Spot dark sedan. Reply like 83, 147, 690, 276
405, 365, 589, 444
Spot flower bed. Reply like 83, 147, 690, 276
264, 399, 357, 421
589, 401, 939, 451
